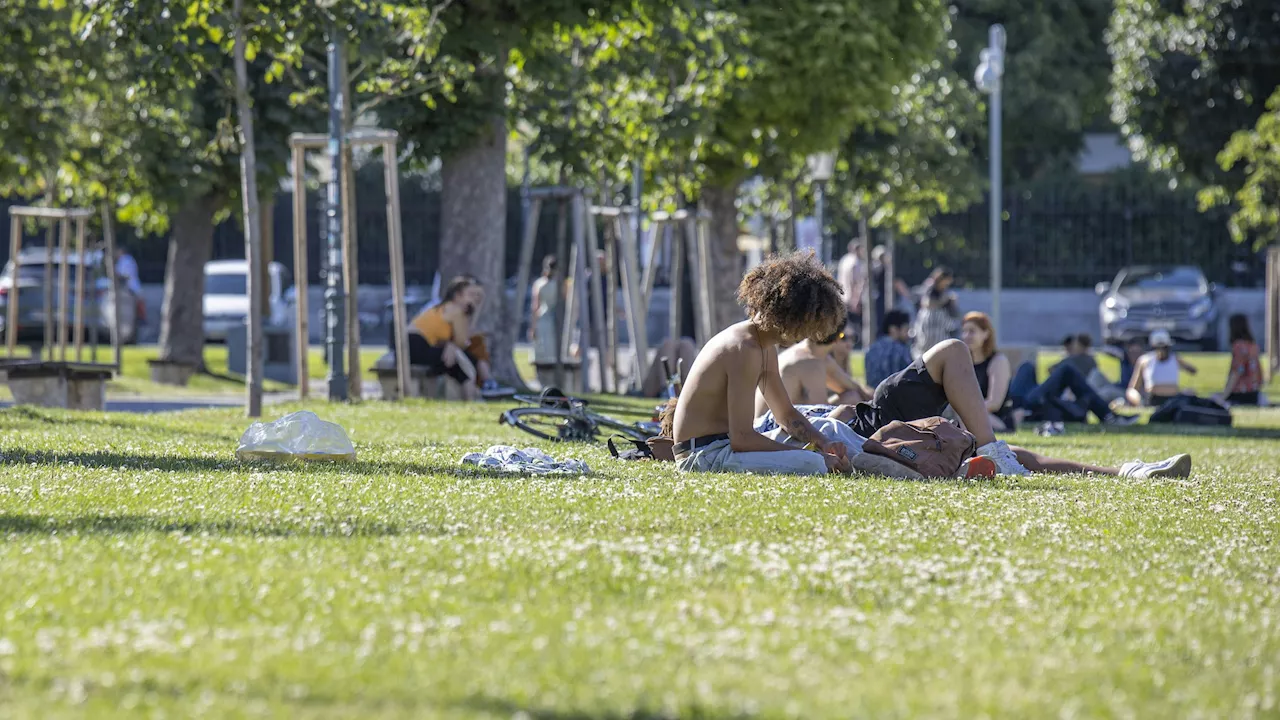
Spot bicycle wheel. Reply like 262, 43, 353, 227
501, 407, 598, 443
590, 414, 657, 444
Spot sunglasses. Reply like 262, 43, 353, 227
816, 330, 846, 345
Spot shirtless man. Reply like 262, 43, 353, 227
674, 252, 1191, 479
672, 253, 853, 475
752, 335, 872, 417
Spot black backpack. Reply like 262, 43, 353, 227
1149, 395, 1233, 427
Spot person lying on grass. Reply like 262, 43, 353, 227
671, 252, 854, 475
672, 252, 1191, 479
751, 332, 872, 419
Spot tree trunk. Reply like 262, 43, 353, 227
438, 51, 522, 388
158, 194, 217, 367
233, 0, 264, 417
702, 181, 745, 331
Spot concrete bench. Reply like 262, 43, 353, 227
148, 359, 199, 387
0, 360, 114, 410
533, 362, 583, 393
1002, 344, 1038, 373
372, 365, 464, 401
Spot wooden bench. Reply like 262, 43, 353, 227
372, 365, 464, 401
533, 362, 583, 393
0, 360, 115, 410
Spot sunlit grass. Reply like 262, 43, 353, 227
0, 400, 1277, 717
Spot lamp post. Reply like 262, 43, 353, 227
975, 24, 1006, 336
806, 151, 836, 266
317, 0, 346, 400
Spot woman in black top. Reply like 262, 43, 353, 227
963, 311, 1138, 429
960, 312, 1015, 430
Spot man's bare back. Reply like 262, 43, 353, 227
672, 322, 765, 442
753, 345, 827, 416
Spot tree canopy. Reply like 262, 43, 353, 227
1109, 0, 1280, 187
949, 0, 1113, 183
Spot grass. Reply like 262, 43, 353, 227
0, 399, 1278, 717
0, 346, 392, 400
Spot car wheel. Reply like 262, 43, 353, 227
1199, 335, 1219, 352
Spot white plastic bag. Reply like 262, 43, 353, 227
235, 410, 357, 462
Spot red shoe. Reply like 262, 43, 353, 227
957, 456, 996, 479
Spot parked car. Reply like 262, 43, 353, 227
203, 260, 292, 342
1097, 265, 1220, 350
0, 247, 138, 345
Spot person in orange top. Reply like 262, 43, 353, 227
407, 276, 499, 400
1223, 313, 1263, 405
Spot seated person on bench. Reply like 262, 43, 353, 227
751, 333, 872, 418
403, 276, 506, 400
672, 253, 1190, 479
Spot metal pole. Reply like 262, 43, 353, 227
291, 147, 310, 399
990, 80, 1002, 337
324, 32, 347, 401
977, 23, 1006, 338
815, 183, 827, 266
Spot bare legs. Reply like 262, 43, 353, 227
1012, 447, 1118, 476
923, 339, 998, 447
829, 388, 871, 405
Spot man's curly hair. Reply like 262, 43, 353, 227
737, 251, 844, 341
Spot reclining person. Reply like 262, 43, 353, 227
672, 253, 854, 475
751, 333, 872, 418
674, 253, 1023, 476
672, 253, 1190, 478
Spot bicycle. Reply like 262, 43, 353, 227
500, 387, 660, 444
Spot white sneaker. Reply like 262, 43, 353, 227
977, 440, 1031, 476
1120, 453, 1192, 479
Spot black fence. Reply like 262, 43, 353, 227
3, 169, 1265, 290
852, 175, 1266, 289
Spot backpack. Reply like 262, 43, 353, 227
607, 436, 676, 462
862, 417, 977, 478
1148, 395, 1232, 427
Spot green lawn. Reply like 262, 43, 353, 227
0, 346, 393, 400
1, 400, 1278, 717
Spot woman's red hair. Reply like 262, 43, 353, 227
963, 311, 997, 358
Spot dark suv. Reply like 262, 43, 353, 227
1096, 265, 1220, 350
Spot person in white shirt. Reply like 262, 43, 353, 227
115, 248, 142, 295
115, 247, 145, 324
835, 242, 865, 337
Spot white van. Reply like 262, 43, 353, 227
203, 260, 292, 341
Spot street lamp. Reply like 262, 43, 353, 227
317, 0, 346, 400
806, 151, 836, 265
975, 24, 1006, 336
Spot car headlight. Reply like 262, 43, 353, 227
1189, 297, 1213, 318
1102, 296, 1127, 320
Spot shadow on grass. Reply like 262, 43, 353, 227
0, 406, 239, 443
0, 513, 457, 538
461, 696, 739, 720
1052, 423, 1280, 441
0, 447, 569, 482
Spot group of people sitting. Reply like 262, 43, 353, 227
962, 315, 1265, 434
666, 252, 1194, 479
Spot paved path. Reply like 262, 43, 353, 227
0, 394, 294, 414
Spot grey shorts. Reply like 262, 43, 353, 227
675, 439, 828, 476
